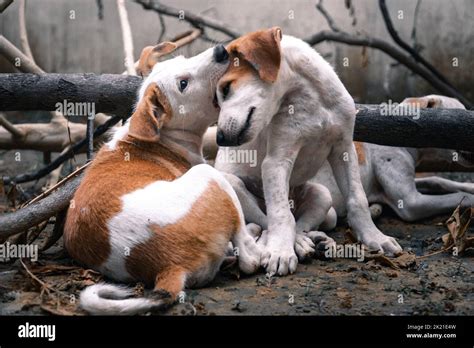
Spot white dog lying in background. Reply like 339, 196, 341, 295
214, 27, 402, 276
312, 95, 474, 223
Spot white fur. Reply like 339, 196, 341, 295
106, 121, 130, 151
311, 95, 474, 222
80, 283, 164, 316
215, 34, 402, 276
100, 164, 217, 281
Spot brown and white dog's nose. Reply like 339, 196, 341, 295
213, 45, 229, 63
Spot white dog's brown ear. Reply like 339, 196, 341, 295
129, 83, 172, 142
402, 97, 429, 108
137, 42, 177, 76
230, 27, 282, 83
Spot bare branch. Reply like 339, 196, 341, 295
316, 0, 342, 32
379, 0, 455, 88
0, 35, 43, 74
0, 113, 25, 138
308, 3, 473, 109
157, 12, 166, 43
0, 0, 13, 13
18, 0, 35, 61
134, 0, 241, 39
117, 0, 137, 75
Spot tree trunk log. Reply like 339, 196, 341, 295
1, 73, 473, 150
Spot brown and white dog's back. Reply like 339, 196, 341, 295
64, 44, 261, 315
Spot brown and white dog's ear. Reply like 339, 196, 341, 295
137, 42, 177, 77
129, 83, 172, 142
229, 27, 282, 83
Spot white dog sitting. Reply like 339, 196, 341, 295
214, 27, 402, 276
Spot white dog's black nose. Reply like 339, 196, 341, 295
216, 129, 235, 146
213, 45, 229, 63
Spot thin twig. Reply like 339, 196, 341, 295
317, 0, 342, 32
96, 0, 104, 20
117, 0, 136, 75
18, 0, 34, 61
2, 115, 121, 185
0, 0, 13, 13
157, 12, 166, 43
134, 0, 240, 39
379, 0, 455, 89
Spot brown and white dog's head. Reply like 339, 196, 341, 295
215, 27, 283, 146
124, 43, 230, 144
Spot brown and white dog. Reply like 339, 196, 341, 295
64, 44, 262, 315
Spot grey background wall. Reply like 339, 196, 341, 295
1, 0, 473, 104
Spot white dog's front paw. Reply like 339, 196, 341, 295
260, 232, 298, 276
294, 232, 315, 261
360, 230, 402, 256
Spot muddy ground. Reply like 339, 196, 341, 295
0, 149, 473, 316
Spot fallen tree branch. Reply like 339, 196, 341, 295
0, 73, 141, 115
353, 104, 474, 150
0, 173, 83, 239
1, 73, 473, 150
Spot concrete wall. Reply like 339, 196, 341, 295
1, 0, 473, 104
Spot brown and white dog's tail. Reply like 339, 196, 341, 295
80, 283, 166, 316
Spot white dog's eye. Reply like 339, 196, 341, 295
179, 79, 188, 92
222, 82, 231, 99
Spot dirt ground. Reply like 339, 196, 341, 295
0, 149, 473, 316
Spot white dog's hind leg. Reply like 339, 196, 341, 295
222, 172, 268, 229
329, 140, 402, 256
292, 182, 333, 260
415, 176, 474, 194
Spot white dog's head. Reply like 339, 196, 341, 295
402, 95, 465, 109
215, 27, 283, 146
128, 43, 229, 143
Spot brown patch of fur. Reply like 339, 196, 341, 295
64, 140, 191, 269
226, 27, 282, 83
125, 181, 240, 287
354, 141, 366, 164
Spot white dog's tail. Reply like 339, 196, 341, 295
80, 283, 166, 316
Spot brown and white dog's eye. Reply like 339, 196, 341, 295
179, 79, 188, 92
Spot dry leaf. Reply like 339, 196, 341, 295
443, 203, 473, 254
